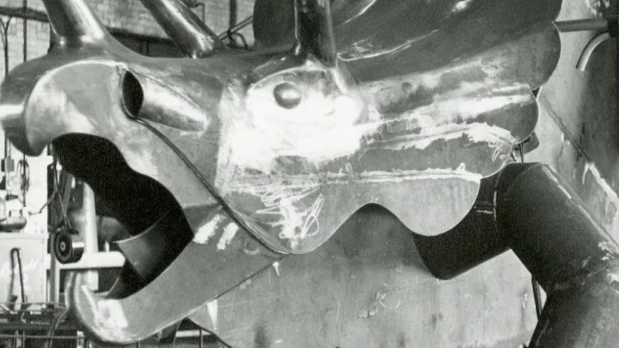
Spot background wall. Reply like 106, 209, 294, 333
531, 0, 619, 242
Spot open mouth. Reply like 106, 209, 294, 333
52, 133, 195, 298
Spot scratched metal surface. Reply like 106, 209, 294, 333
188, 205, 537, 348
0, 0, 562, 344
1, 0, 561, 256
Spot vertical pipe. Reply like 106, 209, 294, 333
67, 181, 98, 290
229, 0, 237, 28
42, 0, 109, 43
21, 0, 28, 207
22, 0, 27, 62
49, 244, 61, 302
293, 0, 337, 65
2, 19, 12, 161
48, 161, 61, 303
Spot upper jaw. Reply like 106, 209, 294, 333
0, 58, 122, 156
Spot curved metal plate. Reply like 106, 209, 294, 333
0, 0, 560, 258
0, 0, 564, 344
67, 210, 281, 344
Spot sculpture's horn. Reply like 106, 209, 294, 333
294, 0, 337, 66
139, 0, 225, 58
42, 0, 110, 44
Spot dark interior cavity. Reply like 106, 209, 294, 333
52, 134, 193, 296
120, 71, 144, 118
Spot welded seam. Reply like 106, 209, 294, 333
537, 95, 591, 162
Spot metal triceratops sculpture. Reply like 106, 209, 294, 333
0, 0, 562, 345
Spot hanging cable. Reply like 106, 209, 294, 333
21, 0, 29, 206
52, 159, 72, 230
10, 248, 25, 304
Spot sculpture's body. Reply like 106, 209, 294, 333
5, 0, 619, 347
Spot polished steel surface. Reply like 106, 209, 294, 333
0, 0, 562, 344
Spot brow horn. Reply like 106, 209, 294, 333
140, 0, 225, 58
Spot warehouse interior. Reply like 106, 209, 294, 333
1, 0, 619, 347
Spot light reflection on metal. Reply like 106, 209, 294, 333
554, 17, 616, 71
0, 0, 562, 345
577, 32, 611, 71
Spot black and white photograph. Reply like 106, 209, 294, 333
0, 0, 618, 347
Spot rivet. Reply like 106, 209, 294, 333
273, 82, 302, 109
243, 238, 261, 255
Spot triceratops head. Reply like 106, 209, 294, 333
0, 0, 561, 343
1, 0, 561, 252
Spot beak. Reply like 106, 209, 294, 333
0, 53, 214, 155
0, 57, 130, 156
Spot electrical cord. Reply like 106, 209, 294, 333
10, 248, 25, 304
28, 157, 72, 234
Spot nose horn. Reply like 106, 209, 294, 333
294, 0, 337, 66
43, 0, 111, 44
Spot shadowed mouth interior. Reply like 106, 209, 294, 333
52, 134, 194, 297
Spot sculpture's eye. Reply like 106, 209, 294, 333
273, 82, 302, 109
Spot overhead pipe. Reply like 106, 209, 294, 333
576, 32, 611, 71
554, 18, 609, 32
414, 163, 619, 348
139, 0, 224, 58
42, 0, 110, 44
